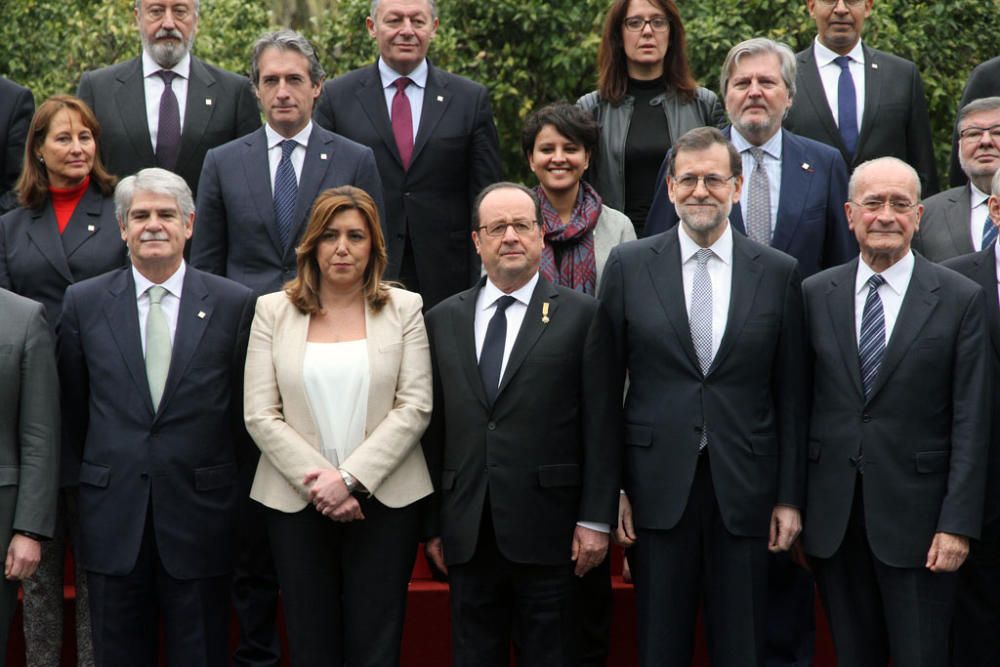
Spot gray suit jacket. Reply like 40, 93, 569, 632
912, 185, 976, 262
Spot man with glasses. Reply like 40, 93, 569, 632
802, 157, 988, 667
423, 182, 621, 666
784, 0, 938, 196
599, 126, 807, 666
916, 97, 1000, 262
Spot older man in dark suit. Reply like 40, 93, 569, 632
77, 0, 259, 197
949, 56, 1000, 188
0, 77, 33, 214
802, 157, 988, 667
314, 0, 501, 309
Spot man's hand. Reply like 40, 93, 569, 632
926, 532, 969, 573
5, 534, 40, 581
614, 493, 637, 547
768, 505, 802, 553
303, 469, 351, 515
425, 537, 448, 575
571, 525, 609, 577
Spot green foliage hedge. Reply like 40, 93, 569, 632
2, 0, 997, 183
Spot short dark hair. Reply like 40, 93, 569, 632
472, 182, 542, 231
521, 102, 600, 160
668, 126, 741, 178
250, 29, 326, 86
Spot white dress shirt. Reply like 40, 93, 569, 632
142, 50, 190, 152
814, 38, 866, 133
995, 242, 1000, 310
133, 262, 186, 354
265, 122, 312, 193
854, 251, 914, 345
969, 183, 992, 252
732, 127, 783, 234
679, 224, 734, 359
378, 57, 428, 142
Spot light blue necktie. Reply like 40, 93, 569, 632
145, 285, 171, 411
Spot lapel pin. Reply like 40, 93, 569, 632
801, 162, 814, 173
87, 224, 96, 232
197, 311, 206, 319
437, 95, 444, 102
320, 153, 328, 160
871, 63, 878, 70
542, 302, 550, 324
205, 98, 213, 105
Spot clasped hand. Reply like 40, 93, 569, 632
303, 469, 365, 522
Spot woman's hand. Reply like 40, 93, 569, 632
303, 469, 352, 514
321, 495, 366, 523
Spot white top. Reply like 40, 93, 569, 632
132, 262, 186, 353
854, 251, 915, 344
378, 57, 428, 142
969, 183, 992, 252
474, 272, 539, 380
303, 340, 370, 467
732, 127, 783, 233
814, 37, 866, 133
679, 224, 734, 360
141, 51, 191, 152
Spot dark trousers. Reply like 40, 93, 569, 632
630, 453, 769, 667
764, 552, 815, 667
265, 497, 420, 667
813, 480, 957, 667
950, 520, 1000, 666
576, 557, 612, 666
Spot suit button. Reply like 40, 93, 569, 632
487, 422, 496, 431
862, 413, 871, 423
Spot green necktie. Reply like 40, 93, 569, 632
145, 285, 171, 410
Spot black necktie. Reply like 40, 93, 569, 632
156, 70, 181, 171
479, 295, 516, 404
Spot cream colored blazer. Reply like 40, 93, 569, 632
244, 287, 433, 512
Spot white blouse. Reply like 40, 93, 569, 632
302, 340, 370, 467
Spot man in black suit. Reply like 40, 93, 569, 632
77, 0, 260, 197
802, 157, 988, 667
423, 182, 621, 666
915, 97, 1000, 262
314, 0, 502, 309
949, 56, 1000, 188
600, 127, 806, 666
58, 168, 255, 666
940, 169, 1000, 666
784, 0, 938, 196
0, 77, 33, 215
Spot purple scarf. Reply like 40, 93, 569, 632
535, 182, 602, 294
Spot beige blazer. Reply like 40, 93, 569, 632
244, 287, 433, 512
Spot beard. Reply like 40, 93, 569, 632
142, 27, 195, 68
678, 199, 732, 236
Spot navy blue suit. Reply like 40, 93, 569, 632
0, 77, 33, 214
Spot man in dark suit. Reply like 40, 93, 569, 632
915, 97, 1000, 262
802, 157, 988, 667
423, 182, 621, 665
58, 168, 256, 666
0, 288, 59, 666
0, 77, 33, 214
600, 127, 806, 666
647, 38, 855, 278
949, 56, 1000, 188
940, 169, 1000, 666
77, 0, 259, 197
314, 0, 502, 309
783, 0, 938, 196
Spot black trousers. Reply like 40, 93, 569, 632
265, 497, 420, 667
949, 520, 1000, 666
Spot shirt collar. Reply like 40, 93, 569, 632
855, 250, 914, 297
814, 37, 865, 67
265, 121, 312, 150
970, 182, 991, 209
730, 126, 783, 160
133, 261, 186, 301
378, 57, 429, 89
481, 272, 539, 311
142, 50, 191, 80
678, 222, 734, 266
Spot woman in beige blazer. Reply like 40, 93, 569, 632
244, 186, 432, 667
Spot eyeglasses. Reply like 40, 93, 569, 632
851, 198, 918, 214
813, 0, 866, 7
623, 16, 669, 32
671, 174, 736, 192
477, 221, 537, 238
959, 125, 1000, 143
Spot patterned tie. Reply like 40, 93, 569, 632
982, 212, 997, 249
858, 274, 886, 400
745, 147, 772, 245
834, 56, 859, 157
479, 295, 516, 404
145, 285, 172, 411
156, 70, 181, 171
391, 77, 414, 170
690, 248, 714, 450
273, 139, 298, 249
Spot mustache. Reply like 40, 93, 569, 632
139, 231, 171, 242
155, 28, 183, 40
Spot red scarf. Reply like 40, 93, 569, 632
535, 182, 602, 295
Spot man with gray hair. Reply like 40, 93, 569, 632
915, 97, 1000, 262
58, 167, 256, 666
77, 0, 259, 198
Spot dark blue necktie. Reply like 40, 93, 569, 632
479, 295, 516, 404
858, 274, 886, 399
156, 70, 181, 171
273, 139, 298, 249
982, 212, 997, 249
834, 56, 859, 157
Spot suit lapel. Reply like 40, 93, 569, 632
114, 58, 156, 166
288, 128, 334, 258
25, 205, 74, 283
410, 63, 450, 168
175, 58, 217, 173
944, 186, 975, 256
103, 268, 154, 414
61, 184, 109, 260
496, 277, 558, 400
452, 283, 489, 409
356, 64, 404, 169
855, 45, 882, 161
722, 127, 747, 235
711, 234, 763, 373
796, 48, 848, 163
824, 259, 865, 400
770, 132, 810, 255
646, 228, 701, 373
241, 129, 285, 257
156, 269, 212, 416
968, 247, 1000, 364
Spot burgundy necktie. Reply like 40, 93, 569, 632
391, 77, 414, 170
156, 70, 181, 171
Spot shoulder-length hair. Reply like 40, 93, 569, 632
285, 186, 390, 314
596, 0, 698, 106
16, 95, 117, 210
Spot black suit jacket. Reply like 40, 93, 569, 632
77, 56, 260, 197
948, 55, 1000, 188
58, 266, 255, 579
0, 77, 33, 214
190, 125, 384, 296
314, 62, 502, 309
911, 185, 977, 262
423, 276, 621, 566
599, 227, 806, 537
784, 43, 939, 196
802, 255, 989, 566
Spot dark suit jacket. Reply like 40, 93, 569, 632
645, 127, 856, 276
949, 56, 1000, 188
314, 61, 502, 309
784, 43, 939, 196
0, 77, 33, 214
912, 185, 977, 262
599, 228, 806, 536
58, 266, 255, 579
190, 125, 384, 296
423, 276, 621, 566
77, 56, 260, 197
802, 255, 989, 567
